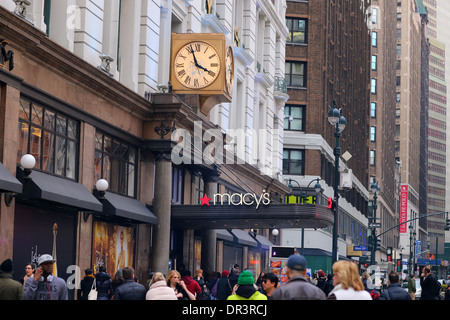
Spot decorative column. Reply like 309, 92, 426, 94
151, 148, 173, 274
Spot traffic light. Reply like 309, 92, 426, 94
327, 197, 336, 210
376, 237, 381, 250
445, 218, 450, 231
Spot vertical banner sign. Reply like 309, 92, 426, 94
400, 185, 408, 233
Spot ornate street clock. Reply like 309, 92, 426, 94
171, 33, 233, 115
173, 41, 222, 90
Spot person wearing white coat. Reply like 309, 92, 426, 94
145, 272, 177, 300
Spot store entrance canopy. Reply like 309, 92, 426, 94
170, 203, 334, 229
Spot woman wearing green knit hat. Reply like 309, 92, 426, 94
227, 270, 268, 300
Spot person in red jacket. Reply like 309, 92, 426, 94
181, 269, 202, 300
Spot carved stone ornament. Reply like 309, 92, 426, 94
154, 121, 176, 139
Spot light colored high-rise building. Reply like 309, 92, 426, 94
423, 0, 447, 259
436, 0, 450, 253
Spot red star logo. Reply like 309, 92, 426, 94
200, 194, 211, 206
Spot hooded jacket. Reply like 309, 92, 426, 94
23, 274, 68, 300
95, 272, 113, 300
0, 272, 23, 300
182, 275, 202, 300
227, 285, 267, 300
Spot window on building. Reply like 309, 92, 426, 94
372, 8, 378, 24
372, 31, 377, 47
283, 149, 304, 175
371, 55, 377, 70
396, 93, 401, 103
172, 166, 184, 204
18, 98, 79, 180
94, 132, 137, 197
396, 76, 401, 86
370, 150, 376, 166
396, 44, 401, 55
44, 0, 51, 36
286, 17, 307, 44
371, 79, 377, 94
284, 105, 305, 131
370, 126, 376, 142
285, 61, 307, 87
371, 102, 377, 118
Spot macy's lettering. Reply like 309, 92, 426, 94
200, 191, 271, 209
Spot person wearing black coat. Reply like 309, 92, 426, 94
77, 268, 95, 300
95, 266, 113, 300
113, 267, 146, 300
216, 270, 232, 300
380, 271, 411, 300
420, 266, 440, 300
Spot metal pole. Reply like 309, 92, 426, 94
435, 236, 438, 278
332, 122, 341, 265
370, 192, 377, 266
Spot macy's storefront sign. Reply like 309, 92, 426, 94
200, 191, 271, 209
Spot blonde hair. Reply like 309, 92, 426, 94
194, 269, 203, 277
166, 270, 181, 286
332, 260, 364, 291
150, 272, 166, 286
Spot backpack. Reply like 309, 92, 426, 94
211, 279, 219, 297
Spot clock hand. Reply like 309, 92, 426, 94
189, 45, 199, 66
189, 45, 210, 72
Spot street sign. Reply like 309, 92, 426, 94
354, 245, 368, 251
369, 223, 381, 228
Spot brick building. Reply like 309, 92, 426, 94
281, 0, 371, 272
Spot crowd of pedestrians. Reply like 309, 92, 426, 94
1, 254, 450, 300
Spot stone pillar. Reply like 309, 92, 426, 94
151, 150, 172, 274
201, 170, 220, 274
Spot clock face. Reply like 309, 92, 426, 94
174, 41, 221, 89
225, 46, 234, 95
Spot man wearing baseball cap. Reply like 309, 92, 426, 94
270, 254, 326, 300
23, 254, 68, 300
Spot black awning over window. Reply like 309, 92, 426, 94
0, 162, 22, 193
95, 190, 158, 224
17, 167, 102, 212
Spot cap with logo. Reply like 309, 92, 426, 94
37, 254, 56, 266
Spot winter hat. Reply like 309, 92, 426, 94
237, 270, 254, 285
221, 270, 229, 277
287, 254, 307, 271
318, 270, 326, 277
0, 259, 13, 273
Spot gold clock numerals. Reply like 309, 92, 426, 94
174, 41, 221, 89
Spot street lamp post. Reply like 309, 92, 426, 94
328, 100, 346, 265
409, 224, 414, 275
370, 181, 380, 266
287, 178, 322, 255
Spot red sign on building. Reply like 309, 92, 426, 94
400, 185, 408, 233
